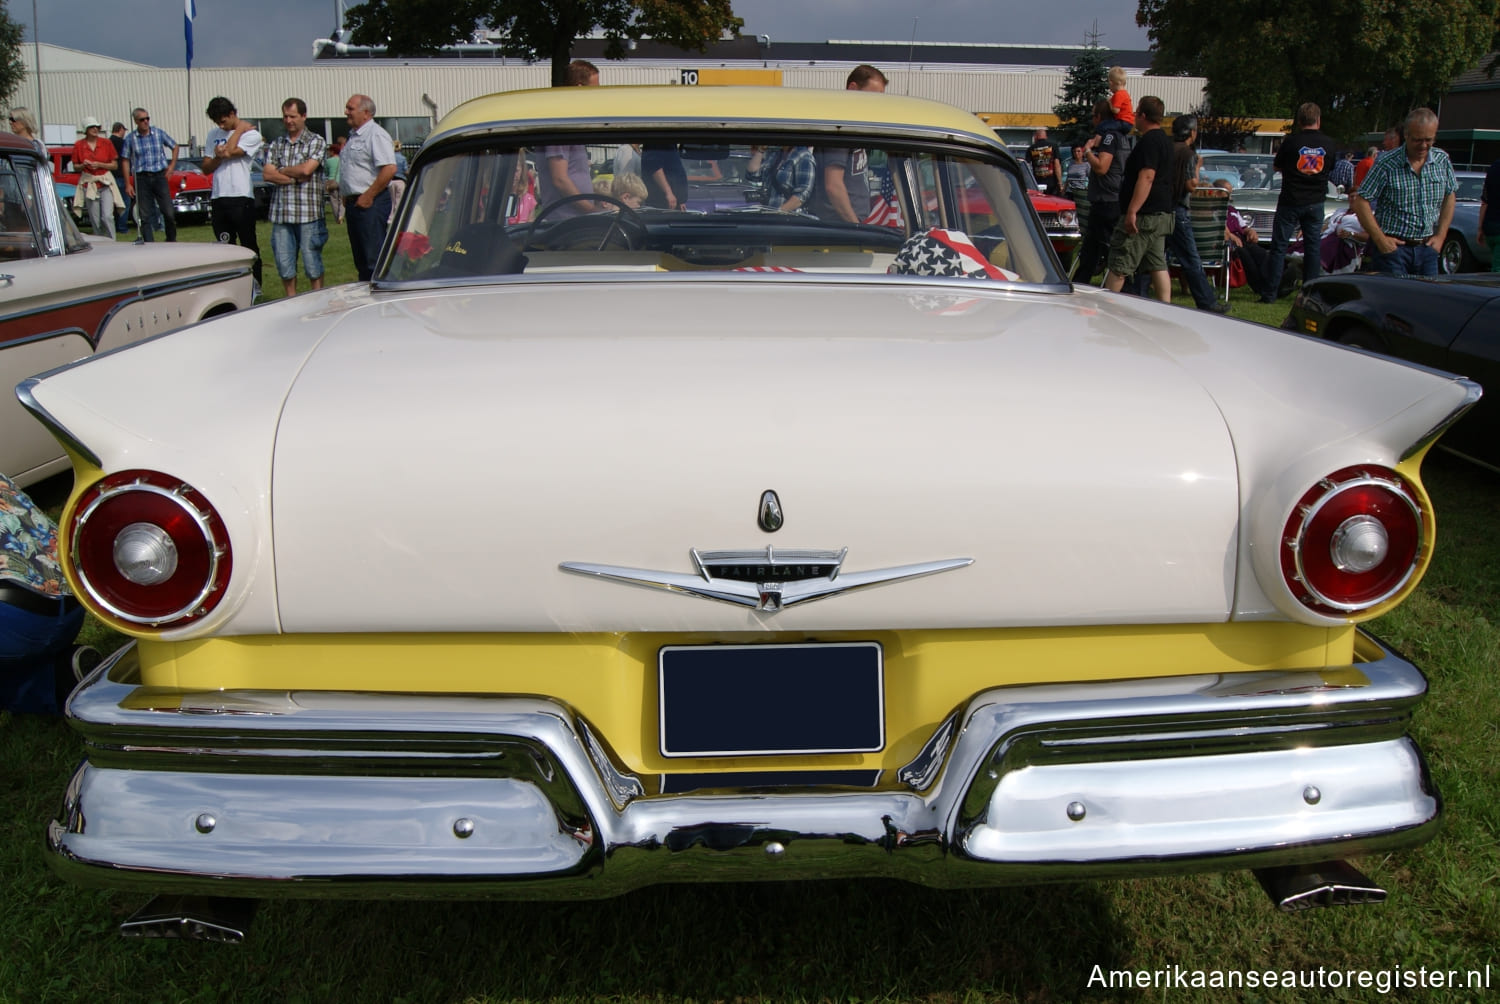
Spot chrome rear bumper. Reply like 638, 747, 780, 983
48, 633, 1440, 899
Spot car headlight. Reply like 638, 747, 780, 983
1057, 210, 1077, 228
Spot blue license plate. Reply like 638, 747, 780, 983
658, 642, 884, 757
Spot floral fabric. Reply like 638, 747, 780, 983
0, 473, 69, 597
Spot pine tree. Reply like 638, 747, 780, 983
1052, 25, 1113, 148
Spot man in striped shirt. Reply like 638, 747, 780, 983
1352, 108, 1456, 278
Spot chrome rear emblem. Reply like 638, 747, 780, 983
758, 490, 784, 532
560, 547, 972, 613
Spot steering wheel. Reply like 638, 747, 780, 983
522, 193, 647, 252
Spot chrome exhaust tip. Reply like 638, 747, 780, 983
119, 895, 257, 942
1254, 861, 1387, 912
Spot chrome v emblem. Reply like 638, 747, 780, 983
560, 547, 973, 613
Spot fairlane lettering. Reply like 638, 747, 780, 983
713, 564, 834, 582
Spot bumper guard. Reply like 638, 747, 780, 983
48, 632, 1440, 899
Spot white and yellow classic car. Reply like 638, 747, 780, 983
23, 88, 1478, 941
0, 132, 255, 487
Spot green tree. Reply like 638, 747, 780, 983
1052, 27, 1113, 147
345, 0, 743, 86
0, 0, 27, 106
1137, 0, 1500, 138
1190, 100, 1257, 152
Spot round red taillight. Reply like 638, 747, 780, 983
1280, 466, 1424, 616
71, 470, 232, 628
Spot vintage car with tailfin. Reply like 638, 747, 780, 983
2, 133, 254, 487
21, 87, 1479, 941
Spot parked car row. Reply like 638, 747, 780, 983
1199, 152, 1345, 245
1438, 171, 1492, 275
46, 146, 272, 231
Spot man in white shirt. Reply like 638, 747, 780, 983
202, 96, 264, 288
340, 93, 398, 281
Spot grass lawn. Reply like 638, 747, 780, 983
3, 229, 1496, 1001
148, 215, 361, 298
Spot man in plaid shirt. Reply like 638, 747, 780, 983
747, 146, 816, 213
261, 98, 328, 296
120, 107, 178, 242
1352, 107, 1456, 278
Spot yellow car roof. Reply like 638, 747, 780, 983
432, 86, 1002, 148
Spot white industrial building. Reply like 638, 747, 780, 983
10, 41, 1210, 153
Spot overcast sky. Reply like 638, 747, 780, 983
23, 0, 1151, 68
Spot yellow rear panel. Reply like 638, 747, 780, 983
137, 622, 1356, 776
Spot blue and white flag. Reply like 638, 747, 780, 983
184, 0, 197, 68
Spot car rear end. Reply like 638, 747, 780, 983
22, 87, 1481, 936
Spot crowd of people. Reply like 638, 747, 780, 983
13, 64, 1496, 304
3, 91, 398, 293
1073, 88, 1491, 304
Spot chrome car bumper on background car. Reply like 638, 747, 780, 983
50, 632, 1439, 903
173, 192, 211, 219
1036, 211, 1081, 253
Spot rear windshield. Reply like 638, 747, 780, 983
380, 132, 1061, 286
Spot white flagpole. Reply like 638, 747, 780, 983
185, 0, 195, 152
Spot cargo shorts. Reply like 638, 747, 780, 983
1106, 210, 1174, 276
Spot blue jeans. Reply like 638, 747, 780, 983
345, 191, 391, 282
272, 218, 329, 281
132, 170, 177, 242
1369, 243, 1438, 277
1169, 203, 1218, 308
1264, 201, 1324, 299
0, 595, 83, 714
114, 174, 132, 229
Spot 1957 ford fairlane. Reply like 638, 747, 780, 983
21, 87, 1478, 941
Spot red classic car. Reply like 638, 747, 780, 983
49, 145, 214, 224
1017, 161, 1081, 260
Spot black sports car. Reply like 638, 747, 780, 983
1285, 272, 1496, 470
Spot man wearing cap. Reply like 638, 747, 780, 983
121, 108, 179, 242
71, 117, 120, 239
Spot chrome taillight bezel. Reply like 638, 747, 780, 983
71, 470, 232, 628
1281, 466, 1424, 616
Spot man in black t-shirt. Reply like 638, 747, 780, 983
1263, 102, 1336, 302
1027, 128, 1063, 196
1074, 98, 1129, 283
1104, 95, 1175, 302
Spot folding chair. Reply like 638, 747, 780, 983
1187, 187, 1231, 303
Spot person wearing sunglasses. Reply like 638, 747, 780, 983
120, 108, 179, 242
